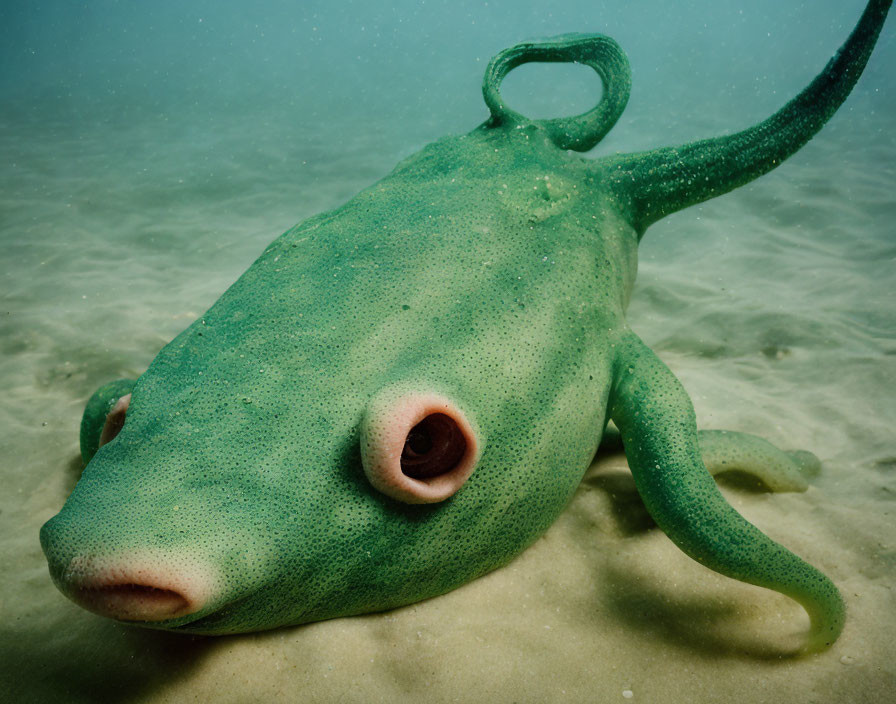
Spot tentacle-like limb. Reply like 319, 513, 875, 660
481, 33, 631, 151
80, 378, 136, 464
600, 425, 817, 493
601, 0, 891, 235
697, 430, 817, 492
608, 331, 843, 652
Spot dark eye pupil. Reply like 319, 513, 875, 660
401, 413, 467, 479
406, 429, 433, 456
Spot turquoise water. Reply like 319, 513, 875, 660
1, 1, 894, 702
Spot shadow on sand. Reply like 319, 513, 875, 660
0, 615, 219, 704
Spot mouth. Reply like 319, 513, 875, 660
54, 552, 217, 625
72, 582, 193, 622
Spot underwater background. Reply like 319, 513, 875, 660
1, 0, 894, 702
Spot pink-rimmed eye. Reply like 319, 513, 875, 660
99, 393, 131, 448
361, 389, 480, 504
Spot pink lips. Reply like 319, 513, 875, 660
73, 582, 191, 621
61, 554, 215, 623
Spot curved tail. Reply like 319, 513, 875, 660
602, 0, 891, 237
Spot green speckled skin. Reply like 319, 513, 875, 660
40, 1, 890, 649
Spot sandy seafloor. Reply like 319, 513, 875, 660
2, 5, 895, 703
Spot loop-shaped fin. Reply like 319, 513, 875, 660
482, 33, 631, 152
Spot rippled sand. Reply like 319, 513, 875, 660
1, 88, 894, 703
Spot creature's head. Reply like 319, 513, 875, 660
39, 70, 633, 631
39, 192, 620, 632
38, 30, 649, 632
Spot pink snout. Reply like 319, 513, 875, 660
61, 555, 215, 623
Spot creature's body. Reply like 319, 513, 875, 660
41, 1, 891, 652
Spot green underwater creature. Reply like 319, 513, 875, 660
41, 0, 891, 652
